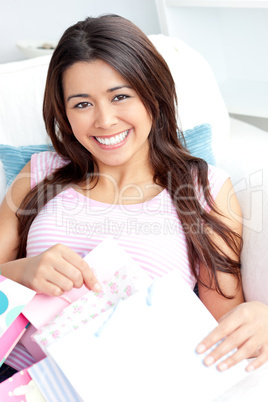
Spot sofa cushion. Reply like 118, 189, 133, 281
0, 55, 51, 147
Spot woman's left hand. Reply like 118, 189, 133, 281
196, 301, 268, 372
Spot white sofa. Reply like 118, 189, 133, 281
1, 34, 268, 309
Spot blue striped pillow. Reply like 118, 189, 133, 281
0, 144, 53, 186
182, 123, 215, 165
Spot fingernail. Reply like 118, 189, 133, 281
247, 364, 255, 372
204, 356, 214, 366
196, 344, 206, 353
94, 283, 102, 292
218, 362, 228, 371
55, 288, 63, 296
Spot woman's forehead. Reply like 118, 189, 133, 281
62, 60, 131, 96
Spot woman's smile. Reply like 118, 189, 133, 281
93, 129, 130, 148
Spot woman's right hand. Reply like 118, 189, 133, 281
18, 244, 101, 296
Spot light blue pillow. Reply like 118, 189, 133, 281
182, 123, 216, 166
0, 124, 215, 187
0, 144, 53, 186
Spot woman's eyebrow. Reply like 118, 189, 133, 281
66, 85, 132, 102
66, 93, 89, 102
107, 85, 132, 93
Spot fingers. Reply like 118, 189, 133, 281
246, 345, 268, 372
33, 276, 66, 297
75, 258, 102, 293
212, 339, 268, 372
196, 302, 268, 372
196, 310, 243, 356
216, 339, 255, 372
30, 244, 102, 296
58, 245, 102, 292
202, 334, 254, 372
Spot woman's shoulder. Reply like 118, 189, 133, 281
207, 164, 230, 199
30, 150, 70, 188
192, 163, 230, 211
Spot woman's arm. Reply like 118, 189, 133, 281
0, 162, 101, 295
197, 178, 268, 371
0, 162, 32, 265
198, 177, 244, 321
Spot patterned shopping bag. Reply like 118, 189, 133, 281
0, 275, 35, 366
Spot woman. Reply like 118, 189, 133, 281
0, 15, 267, 377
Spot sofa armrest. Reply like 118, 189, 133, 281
216, 118, 268, 304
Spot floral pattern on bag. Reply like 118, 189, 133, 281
33, 265, 151, 353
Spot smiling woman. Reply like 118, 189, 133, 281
1, 14, 268, 379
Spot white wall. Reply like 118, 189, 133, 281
230, 114, 268, 133
0, 0, 160, 63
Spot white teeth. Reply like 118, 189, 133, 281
95, 130, 129, 146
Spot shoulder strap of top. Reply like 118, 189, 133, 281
30, 151, 68, 189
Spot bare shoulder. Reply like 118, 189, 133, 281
0, 161, 32, 262
2, 161, 32, 212
211, 177, 242, 236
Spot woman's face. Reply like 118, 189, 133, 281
63, 59, 152, 171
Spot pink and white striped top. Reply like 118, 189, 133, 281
6, 151, 229, 370
26, 151, 228, 287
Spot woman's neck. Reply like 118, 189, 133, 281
75, 159, 163, 205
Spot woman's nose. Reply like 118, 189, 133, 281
94, 103, 118, 129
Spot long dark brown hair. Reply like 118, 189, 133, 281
16, 14, 241, 297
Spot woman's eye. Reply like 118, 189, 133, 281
75, 102, 91, 109
113, 94, 129, 102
